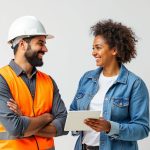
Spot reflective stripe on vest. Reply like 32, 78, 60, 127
0, 66, 54, 150
0, 131, 17, 140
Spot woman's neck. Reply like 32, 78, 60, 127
102, 63, 120, 77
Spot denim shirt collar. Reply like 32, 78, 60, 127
116, 64, 129, 84
87, 64, 129, 84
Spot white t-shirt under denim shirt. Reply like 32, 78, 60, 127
82, 72, 118, 146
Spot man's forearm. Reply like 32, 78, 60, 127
35, 123, 57, 138
24, 113, 53, 137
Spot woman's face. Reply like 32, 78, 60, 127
92, 35, 117, 67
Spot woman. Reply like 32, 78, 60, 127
70, 19, 149, 150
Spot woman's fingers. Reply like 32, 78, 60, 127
84, 121, 103, 132
84, 118, 110, 132
85, 118, 101, 126
84, 119, 101, 131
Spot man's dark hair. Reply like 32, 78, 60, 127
12, 36, 36, 55
91, 19, 137, 63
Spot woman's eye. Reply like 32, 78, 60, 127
96, 47, 101, 50
92, 47, 102, 51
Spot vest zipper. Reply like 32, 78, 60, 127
34, 136, 40, 150
32, 101, 39, 150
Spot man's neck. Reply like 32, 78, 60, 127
14, 59, 33, 78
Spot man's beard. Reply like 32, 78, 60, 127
24, 44, 44, 67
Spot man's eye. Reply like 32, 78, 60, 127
38, 43, 44, 46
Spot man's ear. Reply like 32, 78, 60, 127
19, 40, 27, 50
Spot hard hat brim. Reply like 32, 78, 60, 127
8, 33, 54, 44
46, 34, 54, 39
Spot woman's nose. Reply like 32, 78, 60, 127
92, 49, 97, 57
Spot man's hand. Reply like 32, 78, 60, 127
7, 98, 53, 121
35, 123, 57, 138
7, 98, 55, 137
7, 98, 22, 116
84, 117, 111, 133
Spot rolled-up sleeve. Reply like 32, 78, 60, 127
117, 79, 149, 141
0, 75, 29, 137
50, 78, 68, 136
108, 79, 149, 141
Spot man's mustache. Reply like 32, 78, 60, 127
37, 51, 45, 55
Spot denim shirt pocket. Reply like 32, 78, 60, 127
111, 97, 129, 120
75, 92, 85, 100
113, 97, 129, 107
74, 92, 92, 110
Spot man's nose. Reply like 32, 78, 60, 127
42, 45, 48, 52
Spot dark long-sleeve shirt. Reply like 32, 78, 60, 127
0, 60, 68, 137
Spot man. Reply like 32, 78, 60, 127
0, 16, 68, 150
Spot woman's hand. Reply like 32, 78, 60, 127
7, 98, 22, 116
84, 117, 111, 133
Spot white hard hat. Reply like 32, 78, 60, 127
8, 16, 54, 44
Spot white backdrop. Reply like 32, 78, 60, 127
0, 0, 149, 149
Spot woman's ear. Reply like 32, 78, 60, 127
111, 47, 118, 56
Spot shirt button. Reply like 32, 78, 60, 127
105, 98, 108, 101
119, 102, 122, 106
104, 111, 107, 115
100, 141, 105, 146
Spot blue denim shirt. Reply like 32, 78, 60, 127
70, 64, 149, 150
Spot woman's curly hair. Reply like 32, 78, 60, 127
91, 19, 137, 63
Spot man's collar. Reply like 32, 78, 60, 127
9, 59, 37, 77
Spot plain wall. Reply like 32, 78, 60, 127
0, 0, 149, 149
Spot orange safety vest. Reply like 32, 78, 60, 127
0, 66, 54, 150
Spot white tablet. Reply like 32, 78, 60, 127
64, 110, 101, 131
